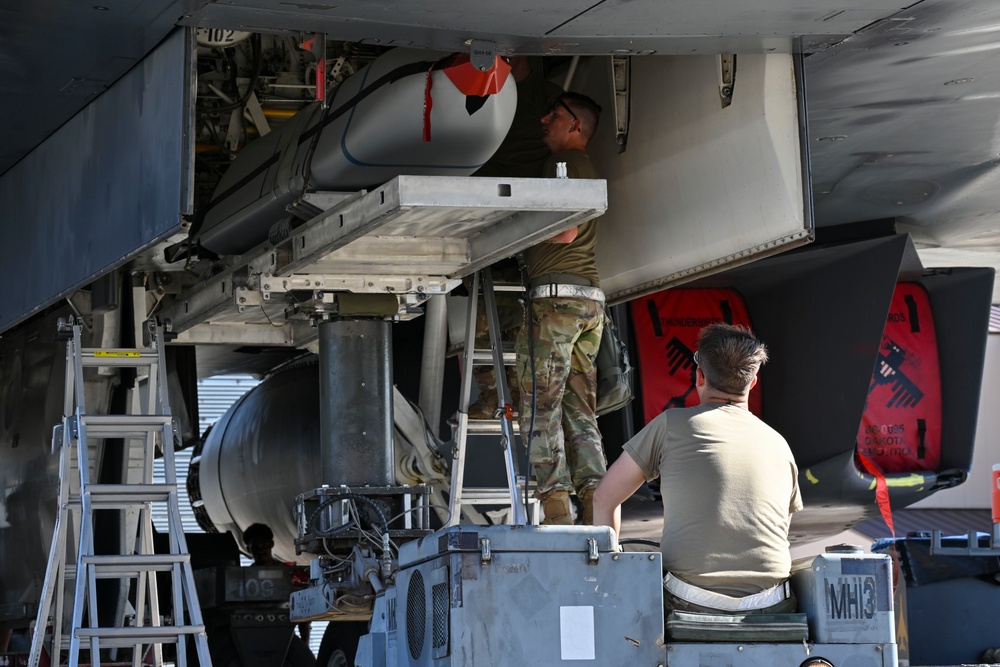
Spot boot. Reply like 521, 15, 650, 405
505, 365, 521, 411
578, 487, 596, 525
468, 368, 498, 419
541, 490, 573, 525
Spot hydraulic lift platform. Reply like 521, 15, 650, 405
162, 175, 607, 346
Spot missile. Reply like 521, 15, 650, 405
197, 48, 516, 256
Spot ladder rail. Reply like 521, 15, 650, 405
28, 426, 73, 665
135, 489, 163, 667
154, 323, 211, 667
86, 554, 100, 666
447, 272, 480, 526
448, 270, 532, 527
31, 319, 213, 667
68, 410, 98, 667
481, 270, 528, 526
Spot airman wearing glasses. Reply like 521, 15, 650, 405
467, 58, 565, 421
516, 91, 607, 526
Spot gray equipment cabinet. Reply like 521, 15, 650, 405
357, 524, 666, 666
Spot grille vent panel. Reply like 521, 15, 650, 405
406, 570, 426, 661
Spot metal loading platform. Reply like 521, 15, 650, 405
163, 175, 607, 344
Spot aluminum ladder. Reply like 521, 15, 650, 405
29, 318, 212, 667
447, 270, 537, 526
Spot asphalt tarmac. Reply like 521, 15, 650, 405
619, 493, 664, 549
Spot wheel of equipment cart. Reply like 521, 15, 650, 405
285, 635, 318, 667
316, 621, 367, 667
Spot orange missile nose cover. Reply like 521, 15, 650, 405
443, 54, 512, 96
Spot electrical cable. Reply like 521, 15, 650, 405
306, 495, 368, 538
519, 255, 537, 523
320, 541, 354, 563
307, 502, 354, 539
386, 503, 452, 527
258, 303, 287, 327
351, 503, 383, 550
619, 538, 660, 549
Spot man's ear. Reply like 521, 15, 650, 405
695, 367, 706, 387
748, 375, 758, 391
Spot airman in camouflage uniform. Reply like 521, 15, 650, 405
468, 57, 564, 419
517, 92, 606, 525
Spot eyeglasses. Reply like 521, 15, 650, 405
549, 99, 578, 122
692, 350, 701, 367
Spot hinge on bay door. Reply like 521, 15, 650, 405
612, 56, 630, 153
719, 54, 737, 108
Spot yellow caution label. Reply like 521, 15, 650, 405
94, 350, 141, 358
875, 473, 926, 489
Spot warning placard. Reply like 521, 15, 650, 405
630, 288, 761, 425
856, 283, 941, 473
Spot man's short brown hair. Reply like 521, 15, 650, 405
696, 323, 768, 395
558, 92, 602, 141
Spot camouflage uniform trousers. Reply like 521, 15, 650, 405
515, 296, 606, 498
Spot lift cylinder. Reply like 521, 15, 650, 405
318, 318, 394, 487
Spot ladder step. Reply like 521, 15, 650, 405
78, 414, 172, 438
458, 488, 537, 505
82, 554, 190, 576
76, 624, 206, 644
491, 283, 525, 293
79, 348, 160, 368
85, 483, 177, 506
464, 419, 518, 435
81, 415, 172, 426
470, 351, 516, 365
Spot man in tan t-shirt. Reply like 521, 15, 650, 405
593, 323, 802, 614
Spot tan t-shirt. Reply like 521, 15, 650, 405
624, 403, 803, 596
524, 149, 600, 286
